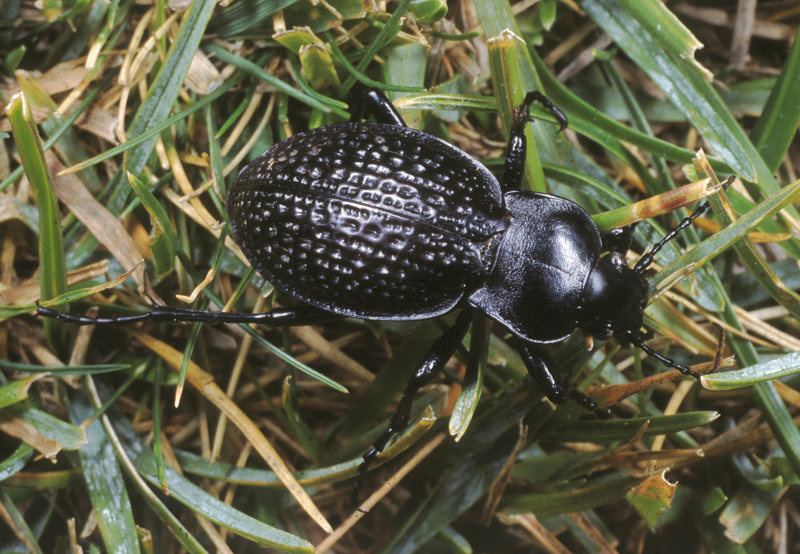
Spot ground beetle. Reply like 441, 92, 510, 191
38, 87, 718, 505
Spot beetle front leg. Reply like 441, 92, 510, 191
500, 92, 568, 192
349, 86, 407, 127
600, 225, 635, 254
517, 340, 609, 417
352, 310, 473, 508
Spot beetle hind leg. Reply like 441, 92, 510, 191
36, 302, 343, 326
352, 310, 473, 508
349, 86, 407, 127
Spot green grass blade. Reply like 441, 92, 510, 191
449, 317, 487, 441
2, 403, 86, 451
124, 0, 216, 177
750, 26, 800, 172
69, 393, 140, 554
547, 411, 719, 442
703, 352, 800, 391
209, 0, 300, 38
0, 376, 45, 410
719, 482, 785, 544
650, 180, 800, 296
0, 443, 35, 481
393, 93, 497, 112
582, 0, 770, 184
502, 473, 642, 518
5, 93, 68, 345
127, 171, 178, 274
0, 489, 44, 554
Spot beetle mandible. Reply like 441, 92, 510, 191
38, 87, 717, 504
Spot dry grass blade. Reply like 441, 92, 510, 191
315, 433, 446, 553
127, 329, 333, 534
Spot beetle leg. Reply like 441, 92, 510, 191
517, 341, 610, 417
600, 225, 635, 253
500, 91, 568, 192
352, 310, 473, 508
36, 302, 343, 326
348, 87, 407, 127
517, 341, 567, 403
522, 91, 568, 132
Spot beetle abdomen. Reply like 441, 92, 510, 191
229, 122, 506, 319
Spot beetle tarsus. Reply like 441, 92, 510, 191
572, 391, 611, 418
351, 310, 473, 507
521, 91, 568, 132
36, 303, 146, 326
500, 91, 569, 194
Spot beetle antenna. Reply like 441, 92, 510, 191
633, 202, 709, 273
634, 176, 734, 274
625, 330, 700, 379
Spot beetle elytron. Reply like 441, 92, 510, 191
38, 87, 717, 503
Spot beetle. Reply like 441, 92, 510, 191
37, 87, 718, 504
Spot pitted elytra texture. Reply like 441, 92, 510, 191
229, 122, 507, 319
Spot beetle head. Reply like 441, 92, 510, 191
580, 251, 649, 341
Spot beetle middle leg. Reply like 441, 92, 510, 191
352, 310, 473, 507
517, 340, 610, 417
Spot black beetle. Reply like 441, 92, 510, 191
38, 87, 717, 504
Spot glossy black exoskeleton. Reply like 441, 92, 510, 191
37, 87, 717, 505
